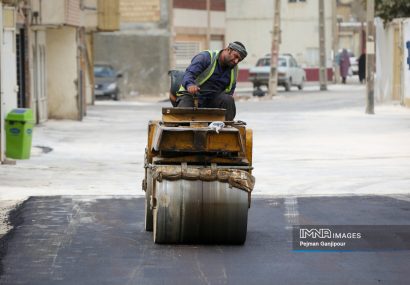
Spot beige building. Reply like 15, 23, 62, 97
375, 18, 410, 107
16, 0, 118, 122
225, 0, 368, 81
0, 1, 18, 163
172, 0, 226, 70
0, 0, 119, 162
226, 0, 333, 69
94, 0, 171, 96
29, 0, 94, 121
337, 0, 366, 57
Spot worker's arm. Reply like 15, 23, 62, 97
182, 52, 211, 93
227, 81, 236, 96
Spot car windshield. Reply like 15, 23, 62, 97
278, 58, 286, 67
256, 58, 269, 66
256, 57, 287, 67
94, 66, 116, 77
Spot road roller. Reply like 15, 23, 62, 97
142, 106, 255, 244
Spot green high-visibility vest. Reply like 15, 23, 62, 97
177, 50, 238, 96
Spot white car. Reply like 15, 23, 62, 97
248, 54, 306, 92
349, 56, 358, 76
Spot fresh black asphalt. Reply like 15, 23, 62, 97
0, 195, 409, 285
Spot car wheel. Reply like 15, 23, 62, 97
253, 87, 265, 97
298, 78, 304, 90
112, 92, 119, 101
284, 79, 291, 92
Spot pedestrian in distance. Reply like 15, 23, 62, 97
339, 48, 351, 84
358, 53, 366, 84
173, 42, 247, 121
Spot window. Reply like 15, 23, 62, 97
94, 66, 116, 78
174, 41, 201, 70
290, 58, 298, 67
255, 57, 286, 67
256, 58, 270, 67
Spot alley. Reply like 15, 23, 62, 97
0, 84, 410, 284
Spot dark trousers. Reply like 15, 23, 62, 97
176, 92, 236, 121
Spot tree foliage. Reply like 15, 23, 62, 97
373, 0, 410, 23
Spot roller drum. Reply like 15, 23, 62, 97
153, 179, 248, 244
144, 168, 153, 231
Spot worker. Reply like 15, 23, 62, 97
175, 42, 247, 121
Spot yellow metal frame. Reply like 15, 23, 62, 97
146, 110, 253, 168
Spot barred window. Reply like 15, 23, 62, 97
174, 41, 201, 70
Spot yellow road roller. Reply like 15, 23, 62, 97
142, 107, 255, 244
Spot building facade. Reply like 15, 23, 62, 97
0, 0, 119, 162
94, 0, 171, 97
172, 0, 226, 70
0, 1, 18, 163
375, 18, 410, 107
226, 0, 333, 73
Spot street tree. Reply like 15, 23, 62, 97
362, 0, 410, 24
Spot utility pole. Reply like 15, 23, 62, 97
268, 0, 281, 99
169, 0, 175, 68
318, 0, 327, 91
206, 0, 211, 49
332, 0, 339, 83
365, 0, 375, 114
24, 0, 31, 109
0, 2, 4, 163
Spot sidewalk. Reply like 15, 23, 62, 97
234, 77, 365, 96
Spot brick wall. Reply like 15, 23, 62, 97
174, 0, 225, 11
66, 0, 81, 26
120, 0, 160, 23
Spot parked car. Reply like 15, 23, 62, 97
248, 54, 306, 92
94, 63, 122, 100
349, 55, 358, 76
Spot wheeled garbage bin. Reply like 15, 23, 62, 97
5, 108, 34, 159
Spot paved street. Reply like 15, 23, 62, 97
1, 195, 410, 285
1, 83, 410, 284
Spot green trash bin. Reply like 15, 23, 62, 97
5, 108, 34, 159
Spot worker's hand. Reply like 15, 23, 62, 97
187, 85, 200, 94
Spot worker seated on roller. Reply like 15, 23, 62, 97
172, 42, 247, 121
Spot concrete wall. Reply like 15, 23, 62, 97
94, 0, 171, 96
84, 0, 98, 29
375, 18, 410, 106
120, 0, 160, 23
0, 5, 18, 161
174, 9, 225, 31
226, 0, 272, 69
46, 26, 79, 120
226, 0, 333, 69
94, 32, 170, 96
375, 18, 395, 103
403, 20, 410, 107
1, 26, 17, 116
40, 0, 65, 25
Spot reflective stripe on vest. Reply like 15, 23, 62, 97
177, 50, 238, 95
